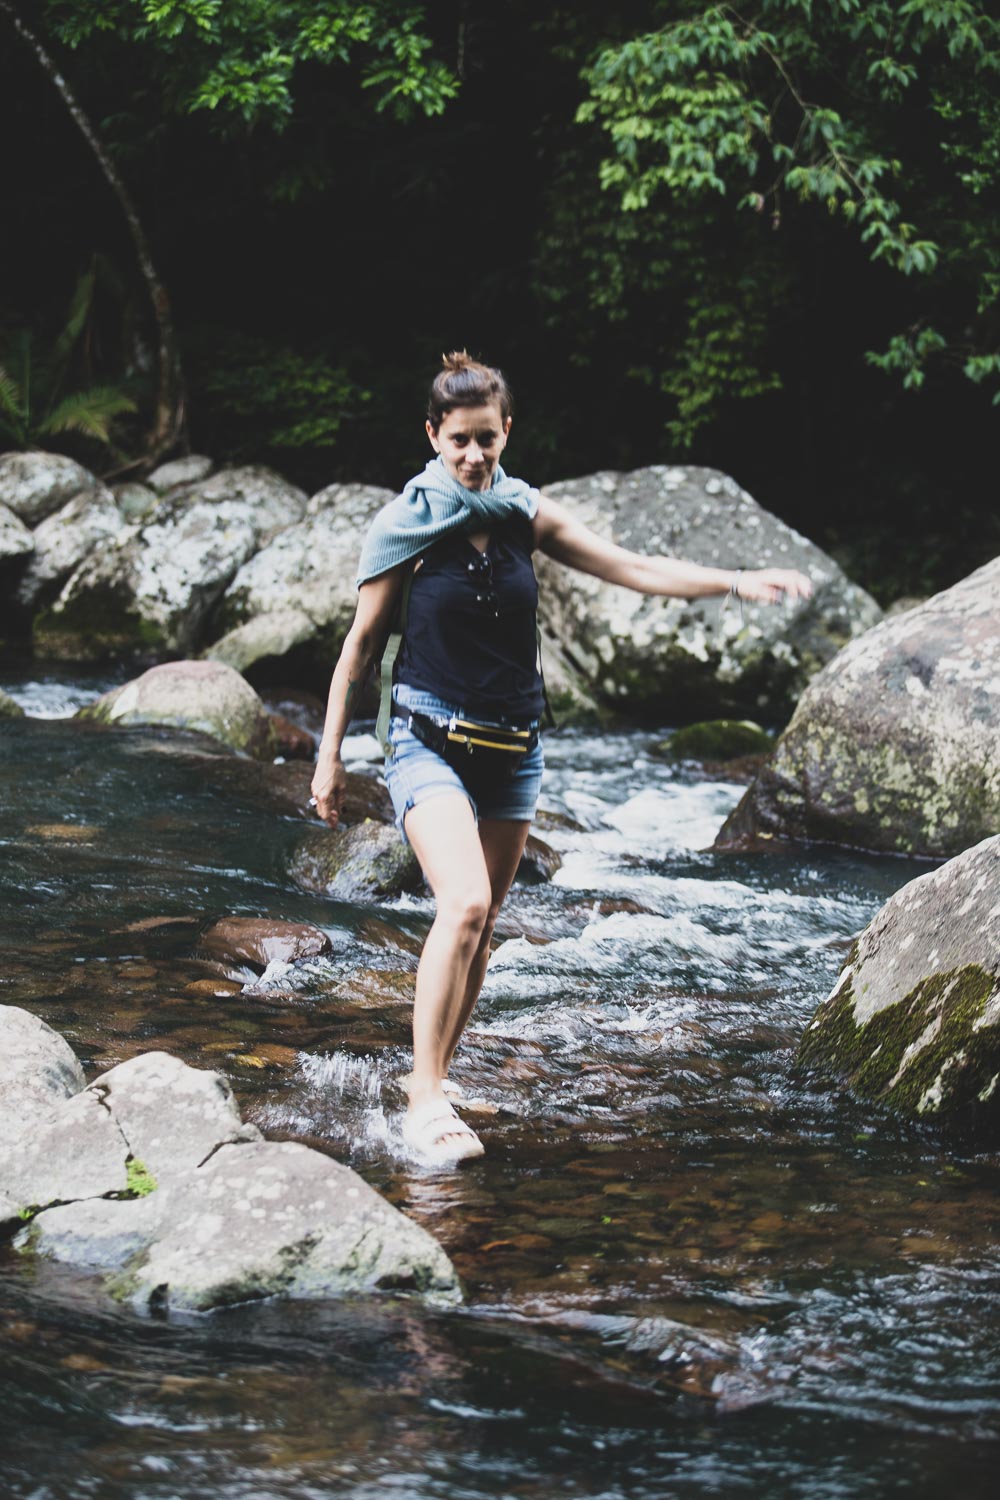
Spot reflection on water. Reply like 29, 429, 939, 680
1, 694, 999, 1499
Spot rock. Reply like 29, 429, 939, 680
147, 454, 213, 493
535, 466, 881, 721
207, 483, 393, 671
0, 1006, 86, 1142
268, 711, 315, 761
797, 836, 1000, 1134
289, 822, 423, 902
0, 687, 25, 718
19, 1194, 163, 1270
87, 1051, 260, 1184
2, 1090, 130, 1218
112, 482, 158, 522
199, 917, 332, 971
35, 466, 307, 659
78, 660, 280, 759
0, 450, 94, 524
1, 502, 34, 564
108, 1139, 460, 1313
518, 833, 562, 884
16, 483, 122, 609
717, 558, 1000, 857
658, 719, 773, 762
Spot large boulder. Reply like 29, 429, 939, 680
0, 450, 94, 524
78, 660, 280, 759
15, 482, 122, 609
207, 482, 393, 672
798, 836, 1000, 1135
3, 1032, 460, 1311
1, 502, 34, 565
35, 465, 307, 659
535, 465, 880, 721
0, 1006, 86, 1144
717, 558, 1000, 857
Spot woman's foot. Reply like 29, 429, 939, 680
402, 1096, 484, 1167
398, 1071, 464, 1099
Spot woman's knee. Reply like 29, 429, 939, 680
437, 884, 491, 942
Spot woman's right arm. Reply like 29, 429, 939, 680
311, 565, 406, 827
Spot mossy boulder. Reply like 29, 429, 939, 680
289, 821, 423, 903
798, 835, 1000, 1136
16, 482, 122, 610
78, 660, 280, 759
0, 687, 25, 719
0, 450, 94, 524
658, 719, 773, 762
534, 465, 880, 722
717, 558, 1000, 856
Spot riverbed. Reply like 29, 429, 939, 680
1, 672, 998, 1499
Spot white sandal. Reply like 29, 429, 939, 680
401, 1099, 485, 1167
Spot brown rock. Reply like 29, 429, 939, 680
199, 916, 332, 972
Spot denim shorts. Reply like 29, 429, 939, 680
384, 683, 544, 839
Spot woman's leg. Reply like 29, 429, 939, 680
441, 817, 532, 1073
402, 793, 492, 1134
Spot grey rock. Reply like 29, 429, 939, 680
798, 835, 1000, 1132
16, 482, 122, 608
78, 660, 280, 760
86, 1050, 261, 1184
288, 822, 423, 902
147, 454, 213, 493
0, 1006, 86, 1142
0, 450, 94, 524
1, 1090, 130, 1217
111, 1140, 460, 1313
209, 483, 392, 670
20, 1194, 163, 1269
1, 502, 34, 563
0, 687, 26, 718
36, 466, 307, 658
112, 482, 158, 522
535, 466, 881, 721
718, 557, 1000, 856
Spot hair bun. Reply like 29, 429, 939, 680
441, 349, 474, 373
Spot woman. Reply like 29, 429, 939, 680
311, 352, 812, 1166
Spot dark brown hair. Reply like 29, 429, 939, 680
426, 350, 514, 431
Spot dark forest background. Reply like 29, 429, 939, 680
2, 1, 998, 604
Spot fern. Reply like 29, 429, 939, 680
42, 386, 137, 441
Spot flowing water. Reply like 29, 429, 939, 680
1, 674, 998, 1499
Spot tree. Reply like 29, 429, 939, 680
1, 0, 458, 464
574, 0, 1000, 442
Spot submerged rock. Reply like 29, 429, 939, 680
0, 687, 26, 718
798, 835, 1000, 1135
35, 465, 307, 659
0, 450, 94, 525
199, 916, 332, 972
535, 465, 880, 721
717, 558, 1000, 856
3, 1026, 460, 1310
79, 660, 280, 759
289, 822, 423, 902
658, 719, 773, 762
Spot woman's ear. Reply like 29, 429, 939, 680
425, 419, 440, 452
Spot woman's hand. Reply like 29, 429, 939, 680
310, 753, 348, 828
734, 568, 814, 605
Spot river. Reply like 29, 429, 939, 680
1, 670, 998, 1499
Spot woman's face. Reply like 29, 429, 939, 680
426, 402, 511, 491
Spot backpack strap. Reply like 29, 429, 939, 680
536, 623, 557, 730
376, 564, 416, 757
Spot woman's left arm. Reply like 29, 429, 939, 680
533, 495, 813, 604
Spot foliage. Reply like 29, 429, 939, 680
43, 0, 459, 128
125, 1157, 157, 1197
184, 328, 370, 470
576, 0, 1000, 438
0, 262, 137, 452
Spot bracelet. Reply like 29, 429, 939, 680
729, 569, 743, 599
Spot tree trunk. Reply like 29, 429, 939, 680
0, 0, 187, 463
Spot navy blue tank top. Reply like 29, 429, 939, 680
396, 517, 544, 721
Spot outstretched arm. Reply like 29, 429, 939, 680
311, 565, 406, 827
533, 495, 813, 604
